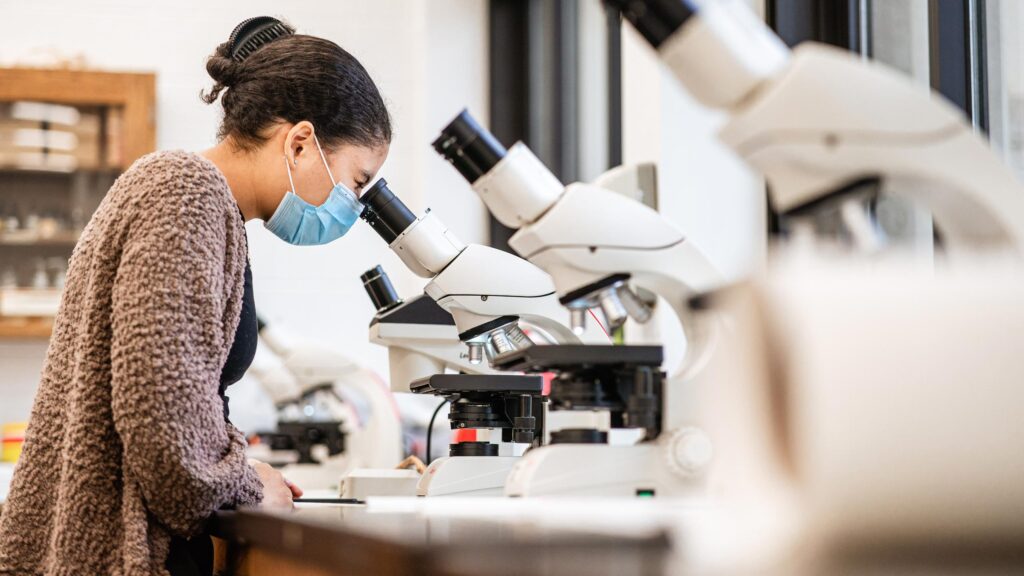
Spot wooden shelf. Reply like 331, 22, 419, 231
0, 231, 80, 246
0, 167, 120, 178
0, 316, 53, 339
0, 67, 156, 167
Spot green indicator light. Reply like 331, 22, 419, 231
636, 489, 655, 498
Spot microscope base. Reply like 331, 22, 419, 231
417, 456, 519, 497
504, 441, 706, 498
279, 458, 355, 493
341, 468, 422, 500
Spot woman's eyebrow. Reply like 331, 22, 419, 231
360, 170, 374, 183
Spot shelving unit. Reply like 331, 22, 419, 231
0, 67, 155, 340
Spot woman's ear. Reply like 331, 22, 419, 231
284, 121, 316, 165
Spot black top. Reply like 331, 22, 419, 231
218, 257, 258, 417
167, 221, 257, 576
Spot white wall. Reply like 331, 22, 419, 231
0, 0, 489, 428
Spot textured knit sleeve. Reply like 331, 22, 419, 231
109, 153, 263, 537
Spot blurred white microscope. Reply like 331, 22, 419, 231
699, 265, 1024, 568
432, 110, 724, 498
246, 320, 403, 493
607, 0, 1024, 256
352, 185, 610, 497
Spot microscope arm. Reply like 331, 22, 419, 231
613, 0, 1024, 254
424, 244, 609, 344
510, 180, 723, 384
719, 46, 1024, 253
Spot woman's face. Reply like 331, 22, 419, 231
273, 121, 388, 213
288, 142, 388, 206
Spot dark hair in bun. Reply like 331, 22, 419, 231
202, 16, 391, 151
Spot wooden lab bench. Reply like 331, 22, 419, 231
210, 504, 670, 576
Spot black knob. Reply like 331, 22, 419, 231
626, 366, 660, 438
512, 395, 538, 444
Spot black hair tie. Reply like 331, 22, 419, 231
228, 16, 293, 62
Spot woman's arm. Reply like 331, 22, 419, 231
109, 163, 264, 537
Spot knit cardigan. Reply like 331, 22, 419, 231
0, 151, 264, 575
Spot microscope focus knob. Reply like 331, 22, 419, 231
665, 427, 713, 478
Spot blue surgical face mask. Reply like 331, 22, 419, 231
264, 134, 365, 246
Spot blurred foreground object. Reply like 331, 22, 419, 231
704, 262, 1024, 564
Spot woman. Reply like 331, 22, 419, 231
0, 16, 390, 576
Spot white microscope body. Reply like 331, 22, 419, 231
357, 181, 608, 498
433, 111, 723, 497
362, 301, 531, 498
358, 274, 513, 499
255, 324, 404, 493
612, 0, 1024, 254
360, 179, 607, 359
503, 178, 723, 498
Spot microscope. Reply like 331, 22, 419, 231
358, 263, 563, 497
251, 320, 404, 493
361, 264, 500, 392
356, 179, 611, 497
410, 373, 546, 497
431, 110, 722, 497
607, 0, 1024, 256
359, 178, 608, 360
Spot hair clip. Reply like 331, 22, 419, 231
228, 16, 292, 63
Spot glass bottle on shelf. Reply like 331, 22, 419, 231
39, 211, 60, 238
0, 204, 18, 233
0, 266, 17, 289
48, 257, 67, 289
23, 205, 40, 237
31, 259, 48, 290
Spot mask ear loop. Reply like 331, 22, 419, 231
283, 155, 298, 193
313, 134, 338, 186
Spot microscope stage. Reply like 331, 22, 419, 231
409, 373, 543, 395
492, 344, 663, 373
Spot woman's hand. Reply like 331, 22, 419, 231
248, 459, 302, 509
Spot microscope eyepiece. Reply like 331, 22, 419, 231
361, 265, 402, 313
432, 109, 508, 184
360, 178, 417, 244
604, 0, 698, 49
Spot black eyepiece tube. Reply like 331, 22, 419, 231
359, 178, 417, 244
361, 265, 402, 313
604, 0, 698, 49
432, 109, 508, 184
